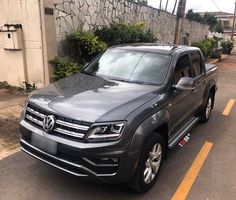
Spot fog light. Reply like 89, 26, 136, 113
100, 157, 119, 164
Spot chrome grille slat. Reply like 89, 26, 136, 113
56, 119, 89, 131
54, 128, 84, 138
26, 114, 43, 127
26, 107, 46, 119
25, 104, 90, 141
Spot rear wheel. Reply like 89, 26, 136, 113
129, 134, 165, 192
200, 93, 213, 123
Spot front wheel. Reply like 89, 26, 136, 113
200, 93, 213, 123
129, 134, 165, 192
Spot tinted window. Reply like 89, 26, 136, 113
83, 49, 171, 85
191, 52, 203, 77
174, 54, 191, 84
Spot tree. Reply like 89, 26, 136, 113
186, 9, 222, 33
172, 0, 178, 14
202, 13, 218, 31
186, 9, 203, 23
214, 20, 224, 33
165, 0, 169, 11
159, 0, 162, 10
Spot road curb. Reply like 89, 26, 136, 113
207, 54, 228, 64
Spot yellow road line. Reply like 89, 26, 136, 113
222, 99, 235, 116
171, 142, 213, 200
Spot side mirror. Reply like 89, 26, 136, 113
173, 77, 195, 91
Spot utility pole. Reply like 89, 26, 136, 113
174, 0, 187, 44
231, 1, 236, 41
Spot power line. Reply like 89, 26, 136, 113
210, 0, 221, 12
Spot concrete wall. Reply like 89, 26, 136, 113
0, 0, 57, 87
54, 0, 209, 51
0, 0, 208, 87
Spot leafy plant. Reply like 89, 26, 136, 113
221, 40, 234, 54
94, 22, 156, 46
192, 38, 217, 59
66, 31, 107, 63
0, 81, 24, 91
214, 20, 224, 33
49, 57, 82, 80
186, 9, 223, 33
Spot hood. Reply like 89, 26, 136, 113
28, 73, 161, 122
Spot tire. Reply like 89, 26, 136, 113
128, 134, 165, 193
200, 93, 213, 123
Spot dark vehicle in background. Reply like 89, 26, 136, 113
19, 44, 217, 192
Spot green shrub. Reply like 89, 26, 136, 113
49, 57, 82, 80
94, 22, 156, 46
192, 38, 218, 59
0, 81, 24, 91
66, 31, 107, 63
221, 40, 234, 54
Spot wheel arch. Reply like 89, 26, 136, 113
203, 80, 217, 108
129, 109, 170, 157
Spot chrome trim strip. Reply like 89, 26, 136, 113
20, 139, 117, 177
82, 157, 118, 167
25, 114, 43, 127
168, 117, 199, 148
21, 147, 88, 177
26, 107, 46, 119
54, 128, 84, 138
56, 120, 89, 131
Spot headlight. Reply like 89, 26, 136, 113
86, 122, 125, 142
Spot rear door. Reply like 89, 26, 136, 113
190, 51, 206, 113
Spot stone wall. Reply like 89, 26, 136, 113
53, 0, 209, 49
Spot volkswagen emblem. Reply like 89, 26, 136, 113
43, 115, 56, 132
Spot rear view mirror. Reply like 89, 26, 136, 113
173, 77, 195, 91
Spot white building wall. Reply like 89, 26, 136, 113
0, 0, 44, 87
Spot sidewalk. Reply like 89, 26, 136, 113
207, 54, 228, 64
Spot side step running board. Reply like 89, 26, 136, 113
168, 117, 199, 149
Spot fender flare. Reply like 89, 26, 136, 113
202, 79, 217, 109
129, 109, 170, 153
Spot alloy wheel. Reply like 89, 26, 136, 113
143, 143, 162, 184
205, 97, 212, 119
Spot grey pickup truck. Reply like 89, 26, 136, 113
19, 44, 217, 192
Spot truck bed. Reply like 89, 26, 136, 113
205, 63, 217, 71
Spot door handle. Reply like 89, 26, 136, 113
203, 79, 207, 85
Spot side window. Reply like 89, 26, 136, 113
191, 52, 203, 77
174, 54, 191, 84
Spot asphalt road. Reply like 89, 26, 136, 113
1, 54, 236, 200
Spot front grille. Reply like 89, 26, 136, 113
25, 104, 92, 141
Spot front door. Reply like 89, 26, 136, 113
168, 53, 195, 135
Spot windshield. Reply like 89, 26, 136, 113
82, 49, 171, 85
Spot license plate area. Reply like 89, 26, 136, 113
31, 133, 58, 155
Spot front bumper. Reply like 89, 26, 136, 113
19, 120, 139, 183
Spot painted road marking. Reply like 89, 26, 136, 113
171, 141, 213, 200
223, 99, 235, 116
